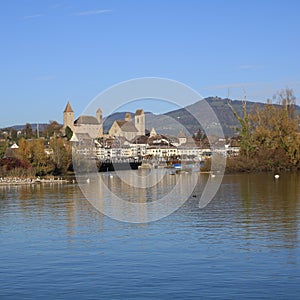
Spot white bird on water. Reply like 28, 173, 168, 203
86, 178, 90, 183
274, 174, 280, 179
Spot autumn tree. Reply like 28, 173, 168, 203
273, 88, 296, 119
0, 157, 33, 177
229, 88, 300, 171
49, 137, 72, 174
30, 139, 51, 175
17, 138, 53, 175
43, 121, 62, 139
249, 88, 300, 169
17, 138, 31, 163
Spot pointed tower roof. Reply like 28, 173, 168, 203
150, 127, 157, 137
64, 102, 74, 113
178, 130, 187, 138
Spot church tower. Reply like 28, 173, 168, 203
134, 109, 145, 136
96, 108, 103, 137
63, 102, 74, 133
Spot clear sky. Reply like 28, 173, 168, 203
1, 0, 300, 127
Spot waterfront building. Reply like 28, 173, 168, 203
109, 109, 145, 140
64, 101, 234, 162
62, 102, 75, 133
63, 102, 144, 141
62, 102, 103, 139
177, 130, 187, 145
147, 145, 178, 158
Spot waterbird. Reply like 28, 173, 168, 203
274, 174, 280, 179
86, 178, 90, 183
211, 173, 216, 178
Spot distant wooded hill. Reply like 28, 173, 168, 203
103, 97, 300, 137
3, 97, 300, 137
2, 123, 49, 132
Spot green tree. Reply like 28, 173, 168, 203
9, 129, 18, 141
23, 123, 33, 139
228, 99, 254, 158
0, 141, 9, 159
65, 126, 73, 141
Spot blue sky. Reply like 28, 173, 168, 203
1, 0, 300, 127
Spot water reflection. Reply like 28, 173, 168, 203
220, 173, 300, 251
1, 173, 300, 299
1, 173, 300, 246
77, 169, 199, 223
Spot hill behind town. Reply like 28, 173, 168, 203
3, 98, 300, 137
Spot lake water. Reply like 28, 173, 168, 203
1, 172, 300, 299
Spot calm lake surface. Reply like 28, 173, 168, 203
1, 172, 300, 299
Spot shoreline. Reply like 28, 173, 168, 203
0, 177, 69, 186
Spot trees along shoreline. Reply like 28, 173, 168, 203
222, 88, 300, 173
0, 122, 72, 178
2, 90, 300, 176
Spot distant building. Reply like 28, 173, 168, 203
4, 143, 19, 158
10, 143, 19, 149
178, 130, 187, 145
62, 102, 103, 139
63, 101, 223, 162
109, 109, 145, 140
63, 102, 145, 141
134, 109, 145, 136
63, 102, 75, 132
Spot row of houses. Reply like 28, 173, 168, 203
72, 130, 240, 162
63, 101, 240, 161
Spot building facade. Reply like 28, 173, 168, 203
109, 109, 145, 139
63, 102, 103, 139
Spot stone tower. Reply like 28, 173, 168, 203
134, 109, 145, 136
96, 108, 103, 137
125, 112, 132, 122
63, 102, 74, 132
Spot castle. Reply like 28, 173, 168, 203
63, 102, 145, 140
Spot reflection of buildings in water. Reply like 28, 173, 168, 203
101, 172, 148, 223
64, 185, 79, 239
89, 169, 199, 222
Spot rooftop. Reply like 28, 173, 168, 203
74, 116, 100, 125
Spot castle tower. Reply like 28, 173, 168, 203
125, 112, 132, 122
63, 102, 74, 132
96, 108, 103, 137
135, 109, 145, 136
